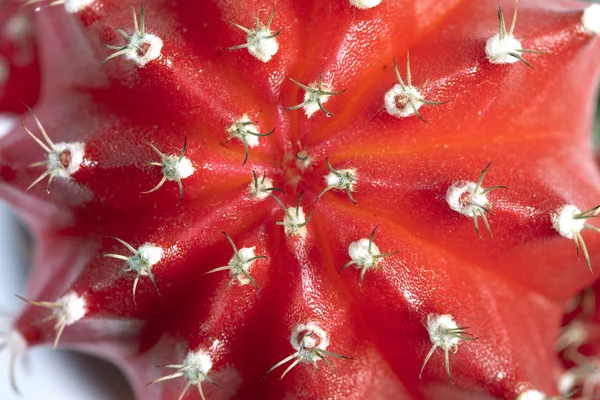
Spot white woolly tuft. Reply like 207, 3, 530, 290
582, 4, 600, 35
445, 181, 488, 217
247, 29, 279, 62
516, 390, 546, 400
173, 157, 194, 179
236, 247, 256, 264
163, 155, 195, 181
291, 322, 329, 364
56, 292, 87, 326
324, 168, 356, 190
127, 243, 164, 276
552, 204, 585, 240
182, 349, 213, 384
249, 175, 274, 200
125, 34, 163, 68
228, 115, 261, 147
384, 84, 423, 118
348, 238, 380, 269
137, 243, 164, 266
303, 83, 333, 118
295, 150, 312, 171
426, 314, 460, 349
48, 142, 85, 178
283, 206, 308, 237
229, 246, 257, 285
485, 33, 523, 64
325, 172, 342, 187
64, 0, 95, 13
349, 0, 381, 10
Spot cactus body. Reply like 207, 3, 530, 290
0, 0, 600, 399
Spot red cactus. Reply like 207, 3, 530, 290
0, 1, 38, 113
0, 0, 599, 399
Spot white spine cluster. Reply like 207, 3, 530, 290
226, 9, 280, 63
226, 114, 275, 165
228, 247, 258, 285
102, 4, 163, 68
16, 291, 88, 349
550, 203, 600, 271
104, 238, 164, 302
48, 142, 86, 179
303, 82, 334, 118
181, 350, 213, 384
446, 181, 489, 217
227, 115, 261, 148
203, 231, 264, 289
349, 0, 381, 9
295, 150, 312, 171
420, 313, 475, 380
383, 55, 440, 121
552, 205, 585, 239
348, 238, 381, 271
317, 159, 358, 203
341, 227, 397, 283
22, 111, 86, 192
162, 154, 194, 181
426, 314, 461, 350
485, 33, 523, 64
123, 34, 163, 68
282, 206, 308, 237
484, 2, 538, 66
291, 322, 330, 363
143, 141, 194, 201
128, 243, 164, 276
249, 175, 274, 200
264, 321, 350, 379
445, 163, 506, 237
55, 292, 88, 327
149, 348, 216, 400
284, 76, 344, 118
582, 4, 600, 35
384, 83, 424, 118
246, 29, 279, 63
325, 168, 356, 191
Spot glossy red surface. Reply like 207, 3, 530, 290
0, 0, 599, 399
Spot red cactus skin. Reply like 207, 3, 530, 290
0, 1, 39, 113
0, 0, 599, 399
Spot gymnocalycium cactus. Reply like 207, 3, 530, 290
1, 0, 600, 399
